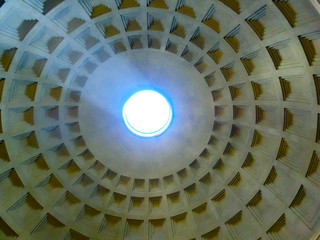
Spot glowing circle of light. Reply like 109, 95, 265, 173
123, 90, 173, 137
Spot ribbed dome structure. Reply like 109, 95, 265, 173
0, 0, 320, 239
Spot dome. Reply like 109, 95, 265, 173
0, 0, 319, 239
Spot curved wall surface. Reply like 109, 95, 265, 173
0, 0, 319, 239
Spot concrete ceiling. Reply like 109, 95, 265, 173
0, 0, 319, 239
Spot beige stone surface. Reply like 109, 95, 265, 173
0, 0, 319, 239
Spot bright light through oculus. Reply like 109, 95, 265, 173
123, 90, 172, 137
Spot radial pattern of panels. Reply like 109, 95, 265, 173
0, 0, 320, 239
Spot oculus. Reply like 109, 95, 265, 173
122, 90, 172, 137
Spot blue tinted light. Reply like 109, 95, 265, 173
123, 90, 172, 137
